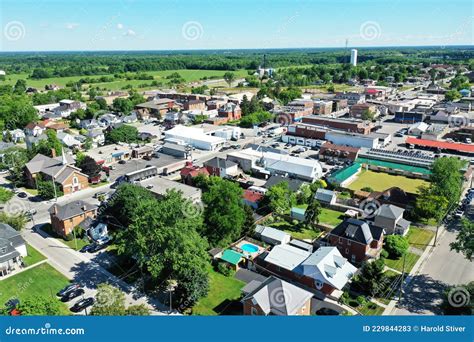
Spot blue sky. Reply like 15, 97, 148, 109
0, 0, 472, 51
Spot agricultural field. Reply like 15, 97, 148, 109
1, 69, 249, 91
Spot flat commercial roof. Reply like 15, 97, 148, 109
406, 137, 474, 154
356, 158, 432, 175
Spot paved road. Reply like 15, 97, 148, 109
391, 222, 474, 315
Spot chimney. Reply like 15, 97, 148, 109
53, 204, 58, 215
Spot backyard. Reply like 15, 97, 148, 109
192, 267, 245, 316
0, 263, 70, 314
347, 170, 428, 194
270, 219, 323, 241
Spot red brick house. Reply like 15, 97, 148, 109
183, 100, 206, 111
180, 162, 210, 185
326, 218, 384, 264
49, 200, 98, 237
241, 276, 313, 316
217, 102, 241, 122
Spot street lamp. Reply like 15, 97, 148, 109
166, 279, 178, 314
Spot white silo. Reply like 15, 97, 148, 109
350, 49, 358, 66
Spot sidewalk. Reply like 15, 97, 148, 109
383, 224, 445, 315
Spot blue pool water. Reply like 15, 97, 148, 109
241, 243, 259, 253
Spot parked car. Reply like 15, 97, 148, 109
93, 192, 107, 199
118, 160, 126, 165
17, 192, 28, 198
61, 288, 85, 302
70, 297, 94, 312
88, 243, 108, 253
57, 284, 81, 297
96, 236, 111, 246
79, 244, 93, 253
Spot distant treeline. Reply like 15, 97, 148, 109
0, 46, 472, 79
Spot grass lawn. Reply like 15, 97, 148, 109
358, 301, 385, 315
192, 267, 245, 316
319, 208, 344, 226
4, 69, 249, 91
90, 181, 110, 188
347, 170, 428, 194
0, 263, 70, 314
22, 244, 47, 267
22, 188, 38, 196
385, 252, 420, 273
270, 220, 322, 241
41, 224, 90, 251
406, 227, 435, 251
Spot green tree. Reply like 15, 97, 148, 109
126, 304, 151, 316
361, 109, 375, 121
450, 219, 474, 260
17, 296, 63, 315
354, 259, 385, 296
304, 199, 321, 228
13, 79, 27, 94
414, 186, 448, 222
112, 97, 133, 114
105, 125, 139, 144
0, 187, 14, 203
202, 177, 245, 246
223, 72, 236, 88
265, 182, 295, 216
37, 179, 62, 199
114, 188, 210, 308
384, 235, 409, 259
77, 155, 101, 179
445, 89, 461, 101
91, 283, 126, 316
0, 212, 28, 231
32, 129, 63, 157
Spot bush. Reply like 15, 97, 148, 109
384, 235, 409, 259
361, 187, 374, 193
356, 295, 367, 305
64, 233, 74, 241
216, 262, 233, 277
380, 249, 389, 259
73, 226, 85, 239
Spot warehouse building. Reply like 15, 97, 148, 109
164, 125, 226, 151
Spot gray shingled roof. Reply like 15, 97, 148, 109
49, 200, 98, 221
242, 276, 313, 315
377, 204, 404, 220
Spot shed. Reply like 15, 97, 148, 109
314, 188, 337, 205
290, 207, 306, 221
254, 225, 291, 245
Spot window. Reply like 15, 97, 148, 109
338, 237, 343, 244
347, 240, 351, 246
72, 176, 79, 185
345, 248, 349, 255
315, 280, 324, 290
351, 255, 356, 263
251, 307, 258, 316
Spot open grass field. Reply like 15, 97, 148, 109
22, 244, 47, 267
2, 69, 249, 91
406, 227, 435, 251
385, 252, 420, 273
347, 170, 428, 194
192, 267, 245, 316
0, 263, 70, 314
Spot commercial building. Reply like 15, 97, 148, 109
334, 92, 365, 105
319, 142, 360, 162
227, 148, 323, 182
301, 116, 373, 134
164, 125, 226, 151
349, 103, 378, 119
313, 100, 333, 115
325, 131, 382, 149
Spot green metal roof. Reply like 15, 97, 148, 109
356, 158, 431, 175
221, 249, 244, 265
328, 163, 361, 184
291, 207, 306, 215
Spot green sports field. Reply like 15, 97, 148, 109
347, 170, 428, 194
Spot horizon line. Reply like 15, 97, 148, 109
1, 44, 473, 54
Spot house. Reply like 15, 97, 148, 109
57, 132, 82, 149
263, 175, 305, 192
86, 129, 105, 146
408, 122, 430, 136
98, 113, 121, 128
135, 98, 178, 120
217, 102, 242, 122
49, 200, 98, 237
204, 157, 239, 177
8, 129, 26, 143
24, 153, 89, 195
242, 276, 313, 316
327, 218, 384, 264
122, 112, 138, 123
366, 186, 417, 209
180, 162, 210, 185
242, 189, 264, 209
314, 188, 337, 205
54, 100, 86, 118
24, 122, 46, 137
259, 245, 357, 297
80, 119, 100, 130
373, 204, 411, 236
0, 223, 27, 277
254, 225, 291, 245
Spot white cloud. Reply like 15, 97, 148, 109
123, 29, 136, 36
65, 23, 80, 30
117, 23, 123, 30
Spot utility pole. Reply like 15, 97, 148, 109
398, 252, 407, 305
52, 176, 58, 202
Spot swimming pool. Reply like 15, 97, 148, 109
241, 243, 259, 253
